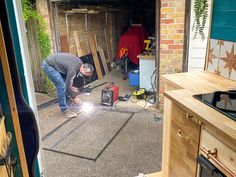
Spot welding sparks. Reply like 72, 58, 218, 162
81, 102, 94, 113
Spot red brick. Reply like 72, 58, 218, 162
161, 19, 174, 24
168, 45, 183, 49
161, 3, 168, 7
176, 30, 184, 33
161, 50, 174, 54
161, 40, 174, 44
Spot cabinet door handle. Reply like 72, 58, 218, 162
190, 116, 202, 125
200, 147, 236, 177
177, 130, 190, 141
186, 113, 202, 125
185, 112, 193, 119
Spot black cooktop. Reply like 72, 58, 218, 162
193, 91, 236, 121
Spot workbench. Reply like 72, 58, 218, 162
146, 71, 236, 177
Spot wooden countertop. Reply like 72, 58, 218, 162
162, 71, 236, 148
137, 55, 155, 60
162, 71, 236, 94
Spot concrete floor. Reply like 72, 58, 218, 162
36, 70, 163, 177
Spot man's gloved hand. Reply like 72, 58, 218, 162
73, 95, 81, 105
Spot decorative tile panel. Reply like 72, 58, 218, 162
206, 39, 236, 81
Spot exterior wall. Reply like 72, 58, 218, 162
188, 0, 212, 72
159, 0, 186, 108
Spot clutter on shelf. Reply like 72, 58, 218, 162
142, 36, 156, 56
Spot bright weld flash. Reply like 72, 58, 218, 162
81, 102, 94, 113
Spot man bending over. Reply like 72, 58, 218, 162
42, 53, 94, 118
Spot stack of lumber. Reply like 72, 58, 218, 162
73, 30, 111, 80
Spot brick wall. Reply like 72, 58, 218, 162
36, 0, 54, 53
159, 0, 186, 108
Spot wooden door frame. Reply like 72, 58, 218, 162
0, 20, 29, 177
182, 0, 192, 72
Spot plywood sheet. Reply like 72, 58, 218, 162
88, 33, 103, 79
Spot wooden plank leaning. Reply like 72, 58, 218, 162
88, 33, 103, 79
98, 46, 109, 74
73, 31, 87, 57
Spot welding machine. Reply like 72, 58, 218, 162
101, 83, 119, 106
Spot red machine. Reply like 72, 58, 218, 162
101, 83, 119, 106
117, 25, 148, 65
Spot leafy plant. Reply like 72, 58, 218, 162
192, 0, 208, 40
38, 27, 51, 59
21, 0, 38, 21
22, 0, 55, 94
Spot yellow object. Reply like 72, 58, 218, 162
133, 88, 146, 100
144, 40, 151, 50
133, 88, 145, 96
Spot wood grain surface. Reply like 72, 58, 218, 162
162, 71, 236, 94
169, 103, 201, 177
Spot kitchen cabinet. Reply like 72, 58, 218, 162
146, 71, 236, 177
169, 103, 201, 177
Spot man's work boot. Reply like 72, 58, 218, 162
63, 109, 77, 118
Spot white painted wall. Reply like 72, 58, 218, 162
188, 0, 212, 71
12, 1, 45, 176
